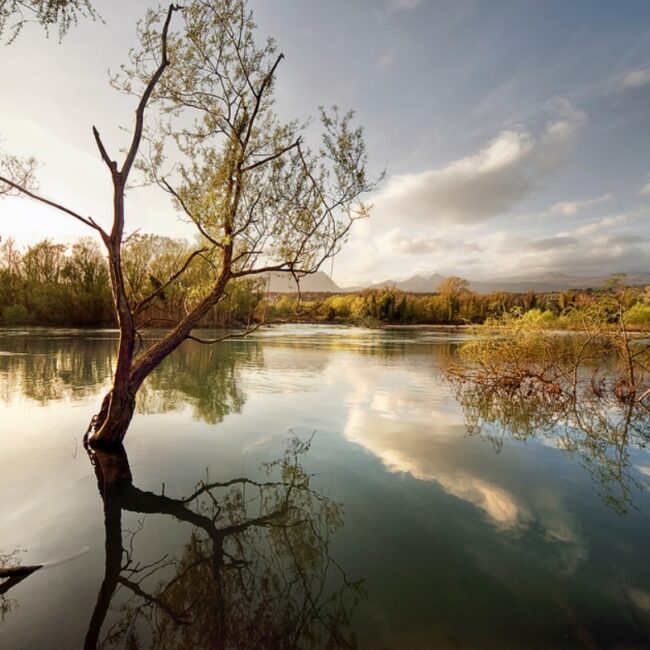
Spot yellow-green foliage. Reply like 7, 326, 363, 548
624, 303, 650, 324
519, 308, 557, 327
325, 295, 353, 319
462, 309, 562, 368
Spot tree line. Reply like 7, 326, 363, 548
0, 235, 263, 327
2, 237, 649, 329
269, 276, 650, 328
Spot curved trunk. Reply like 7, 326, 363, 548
93, 393, 136, 446
86, 258, 231, 448
86, 386, 135, 447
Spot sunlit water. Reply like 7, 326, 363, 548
1, 325, 650, 649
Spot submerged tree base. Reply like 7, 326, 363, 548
84, 389, 136, 448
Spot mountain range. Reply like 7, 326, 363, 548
265, 271, 650, 294
366, 272, 650, 294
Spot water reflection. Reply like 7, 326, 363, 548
341, 359, 588, 572
84, 438, 360, 649
3, 327, 650, 647
450, 363, 650, 513
0, 332, 116, 404
0, 551, 41, 622
137, 342, 264, 424
0, 327, 457, 425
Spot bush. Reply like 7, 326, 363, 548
3, 304, 31, 325
520, 308, 557, 328
624, 303, 650, 325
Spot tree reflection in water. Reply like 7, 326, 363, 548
84, 438, 361, 649
449, 326, 650, 513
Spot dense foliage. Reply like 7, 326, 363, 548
2, 236, 649, 329
0, 236, 263, 327
266, 282, 650, 329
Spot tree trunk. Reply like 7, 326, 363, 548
86, 385, 135, 448
85, 265, 231, 448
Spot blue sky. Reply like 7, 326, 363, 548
1, 0, 649, 283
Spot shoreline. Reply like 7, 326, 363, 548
0, 321, 647, 334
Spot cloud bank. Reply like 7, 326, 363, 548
370, 101, 586, 227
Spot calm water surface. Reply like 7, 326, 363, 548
1, 325, 650, 649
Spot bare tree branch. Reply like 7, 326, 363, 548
120, 3, 179, 183
0, 174, 108, 237
134, 247, 208, 315
240, 137, 301, 174
186, 320, 264, 345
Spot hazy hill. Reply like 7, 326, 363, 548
265, 271, 341, 293
366, 273, 446, 293
469, 272, 650, 294
268, 270, 650, 294
340, 271, 649, 294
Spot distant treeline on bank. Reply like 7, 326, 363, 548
1, 237, 649, 328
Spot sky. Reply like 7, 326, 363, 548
1, 0, 649, 285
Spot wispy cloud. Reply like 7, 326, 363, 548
622, 67, 650, 90
571, 213, 629, 236
336, 206, 648, 284
550, 193, 612, 217
478, 227, 649, 276
525, 235, 579, 252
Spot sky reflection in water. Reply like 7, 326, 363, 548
1, 325, 650, 649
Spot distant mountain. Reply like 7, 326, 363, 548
267, 270, 650, 294
469, 272, 650, 294
265, 271, 341, 293
366, 273, 446, 293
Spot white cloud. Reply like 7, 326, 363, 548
338, 358, 587, 571
622, 67, 650, 90
478, 227, 649, 277
550, 193, 612, 216
334, 204, 648, 285
572, 213, 628, 236
370, 100, 586, 227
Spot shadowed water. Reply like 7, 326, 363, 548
1, 325, 650, 649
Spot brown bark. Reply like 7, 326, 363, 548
84, 5, 178, 448
0, 565, 42, 580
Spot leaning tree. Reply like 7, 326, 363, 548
0, 0, 375, 446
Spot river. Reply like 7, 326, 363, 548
1, 325, 649, 648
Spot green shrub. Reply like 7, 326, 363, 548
624, 303, 650, 325
2, 304, 31, 325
